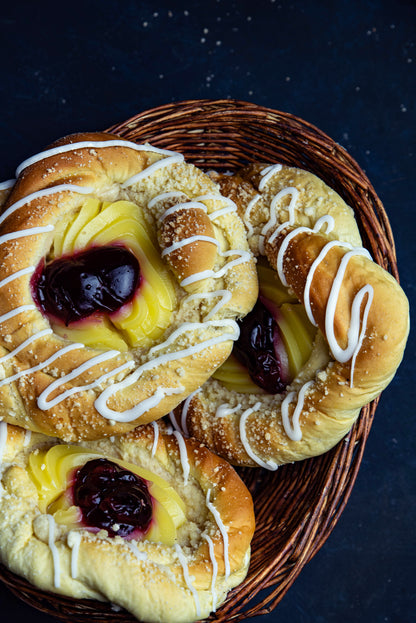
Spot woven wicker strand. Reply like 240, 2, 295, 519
0, 100, 395, 622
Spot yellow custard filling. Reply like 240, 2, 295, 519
27, 444, 187, 546
51, 198, 177, 350
212, 261, 317, 393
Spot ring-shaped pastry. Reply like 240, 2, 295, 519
0, 420, 254, 622
0, 133, 257, 441
173, 163, 409, 468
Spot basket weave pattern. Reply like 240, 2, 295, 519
0, 100, 396, 622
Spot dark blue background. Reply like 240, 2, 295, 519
0, 1, 414, 622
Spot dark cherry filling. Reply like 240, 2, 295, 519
73, 458, 153, 538
233, 298, 286, 394
34, 245, 140, 325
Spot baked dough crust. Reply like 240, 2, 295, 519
174, 164, 409, 467
0, 133, 257, 441
0, 421, 254, 622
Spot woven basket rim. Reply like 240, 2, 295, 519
0, 99, 396, 623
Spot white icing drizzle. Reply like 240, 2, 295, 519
185, 289, 233, 321
0, 328, 52, 364
0, 224, 54, 247
0, 138, 250, 431
277, 226, 315, 285
281, 381, 315, 441
172, 430, 190, 484
0, 341, 83, 389
180, 269, 211, 287
348, 290, 373, 386
246, 167, 376, 441
279, 220, 373, 385
0, 266, 35, 289
169, 388, 200, 437
244, 194, 260, 236
37, 354, 135, 410
68, 530, 82, 579
208, 204, 237, 220
215, 403, 241, 418
202, 534, 218, 612
153, 193, 236, 224
272, 210, 374, 436
149, 320, 239, 358
127, 541, 148, 562
121, 154, 184, 188
0, 179, 15, 190
325, 252, 373, 386
15, 140, 180, 177
194, 194, 237, 220
218, 249, 252, 275
0, 422, 7, 462
0, 304, 36, 325
0, 184, 93, 227
313, 214, 335, 235
148, 191, 188, 210
159, 200, 208, 220
180, 249, 251, 288
258, 164, 283, 191
161, 234, 219, 257
206, 489, 230, 579
325, 249, 372, 362
168, 409, 181, 432
47, 514, 61, 588
260, 187, 299, 254
180, 403, 191, 437
276, 216, 334, 286
95, 384, 185, 423
195, 193, 235, 206
179, 389, 200, 436
174, 543, 201, 617
303, 240, 350, 326
239, 403, 278, 470
151, 421, 159, 457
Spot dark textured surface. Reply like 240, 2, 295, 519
0, 1, 414, 622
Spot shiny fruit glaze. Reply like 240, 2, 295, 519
34, 245, 140, 325
73, 458, 153, 537
233, 298, 286, 394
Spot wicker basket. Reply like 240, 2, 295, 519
0, 99, 398, 622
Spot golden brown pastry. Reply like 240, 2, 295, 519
0, 420, 254, 622
172, 164, 409, 468
0, 133, 257, 441
0, 178, 14, 205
